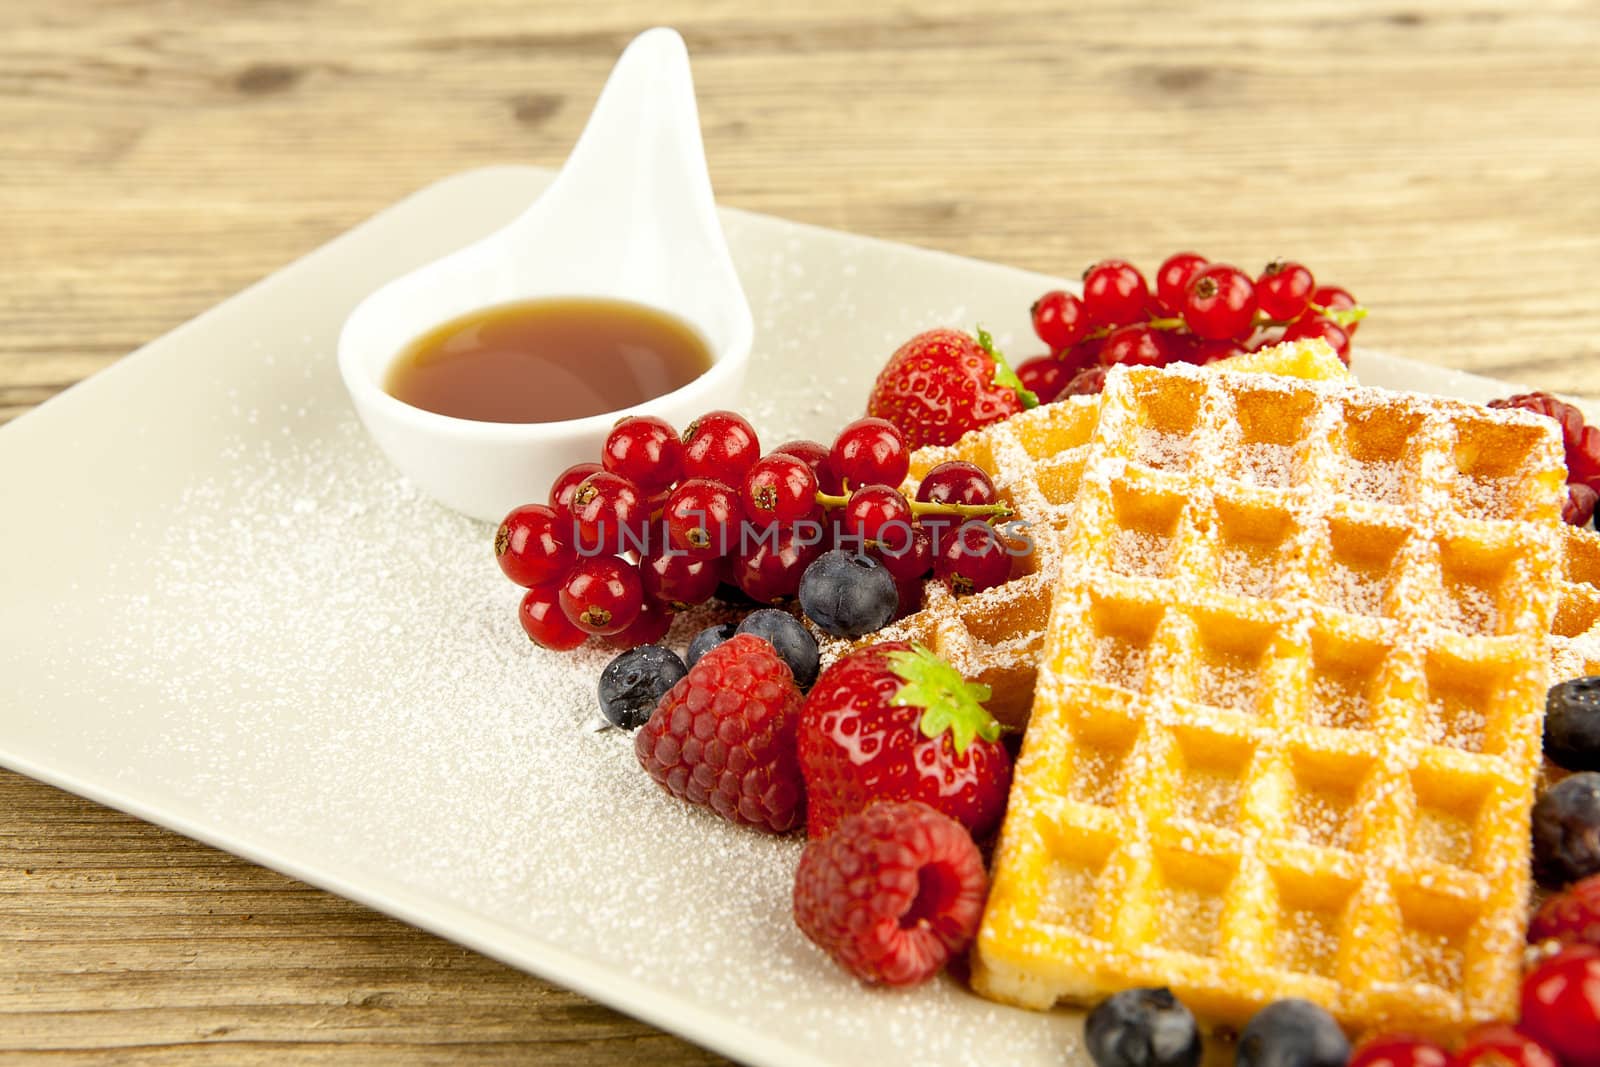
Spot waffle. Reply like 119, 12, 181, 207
826, 339, 1353, 727
1552, 521, 1600, 679
971, 363, 1569, 1035
828, 341, 1600, 726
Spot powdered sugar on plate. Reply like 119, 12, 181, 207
30, 379, 1075, 1066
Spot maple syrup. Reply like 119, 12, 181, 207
384, 297, 712, 423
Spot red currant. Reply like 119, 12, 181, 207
841, 484, 913, 546
495, 503, 574, 588
518, 583, 588, 651
568, 471, 649, 556
729, 524, 825, 603
1154, 252, 1208, 315
915, 460, 997, 509
681, 410, 760, 484
1256, 260, 1315, 322
1346, 1035, 1449, 1067
934, 522, 1012, 595
1030, 289, 1089, 352
1187, 337, 1247, 365
559, 555, 643, 636
604, 597, 673, 650
549, 461, 605, 511
664, 478, 743, 557
870, 523, 932, 581
639, 541, 722, 610
1520, 943, 1600, 1067
1183, 264, 1258, 340
771, 439, 840, 495
1098, 324, 1168, 368
1283, 314, 1352, 365
1061, 363, 1109, 396
742, 452, 820, 528
1016, 354, 1071, 403
1081, 259, 1151, 328
1060, 336, 1104, 375
1311, 284, 1359, 331
602, 415, 684, 494
830, 417, 909, 491
1454, 1023, 1561, 1067
892, 574, 925, 621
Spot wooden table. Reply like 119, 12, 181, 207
4, 2, 1597, 1061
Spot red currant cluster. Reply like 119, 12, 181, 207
1489, 392, 1600, 527
1015, 254, 1366, 401
495, 411, 1017, 652
1338, 945, 1600, 1067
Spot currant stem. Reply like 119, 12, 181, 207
1073, 304, 1367, 346
813, 490, 1013, 521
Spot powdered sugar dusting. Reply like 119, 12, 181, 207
1134, 428, 1191, 472
1343, 458, 1407, 505
1231, 442, 1295, 488
20, 382, 1075, 1066
1111, 527, 1173, 579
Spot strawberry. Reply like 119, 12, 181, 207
797, 641, 1012, 840
866, 327, 1037, 450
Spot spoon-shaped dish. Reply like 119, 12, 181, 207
338, 27, 753, 522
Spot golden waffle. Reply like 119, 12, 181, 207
1552, 522, 1600, 679
826, 340, 1352, 727
971, 363, 1568, 1035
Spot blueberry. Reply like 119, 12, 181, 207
736, 608, 820, 688
798, 550, 898, 638
597, 645, 686, 730
1546, 676, 1600, 772
1532, 771, 1600, 887
1235, 999, 1348, 1067
1084, 987, 1202, 1067
686, 621, 737, 668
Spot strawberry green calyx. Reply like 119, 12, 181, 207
974, 326, 1039, 410
886, 643, 1003, 755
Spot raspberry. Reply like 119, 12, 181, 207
1567, 483, 1598, 527
634, 634, 806, 833
792, 800, 987, 986
1580, 424, 1600, 492
1489, 391, 1600, 493
1530, 871, 1600, 946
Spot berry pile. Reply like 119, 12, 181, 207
1488, 392, 1600, 528
1019, 254, 1366, 400
613, 631, 1012, 988
496, 410, 1018, 653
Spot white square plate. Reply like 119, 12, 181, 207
0, 166, 1568, 1067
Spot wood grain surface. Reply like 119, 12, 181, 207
4, 1, 1598, 1062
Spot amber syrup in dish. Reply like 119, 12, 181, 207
384, 297, 712, 424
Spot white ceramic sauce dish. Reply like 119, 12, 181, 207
338, 28, 752, 522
